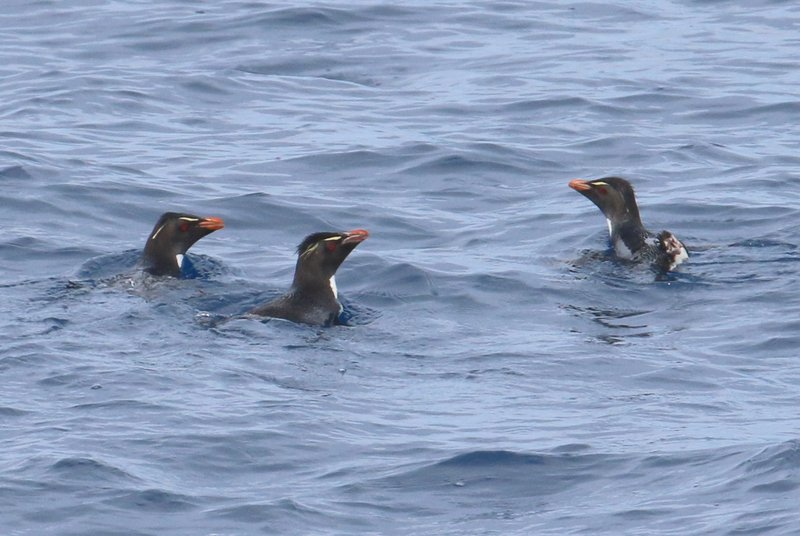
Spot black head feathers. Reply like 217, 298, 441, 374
141, 212, 225, 277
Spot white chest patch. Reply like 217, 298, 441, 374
606, 218, 613, 238
176, 254, 184, 269
613, 238, 634, 259
329, 276, 338, 299
330, 276, 344, 314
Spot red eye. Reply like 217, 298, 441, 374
597, 186, 608, 196
326, 241, 337, 252
179, 223, 190, 232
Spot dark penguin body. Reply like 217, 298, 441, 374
141, 212, 225, 277
251, 229, 369, 326
568, 177, 688, 271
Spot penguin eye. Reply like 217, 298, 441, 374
596, 186, 608, 196
179, 222, 190, 232
325, 241, 338, 252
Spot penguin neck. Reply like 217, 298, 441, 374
608, 218, 650, 258
291, 265, 340, 307
142, 241, 184, 276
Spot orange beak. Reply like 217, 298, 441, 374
342, 229, 369, 244
198, 217, 225, 231
568, 179, 592, 192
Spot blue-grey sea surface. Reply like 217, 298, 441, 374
2, 1, 800, 534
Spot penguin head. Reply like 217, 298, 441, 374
292, 229, 369, 289
142, 212, 225, 276
568, 177, 643, 226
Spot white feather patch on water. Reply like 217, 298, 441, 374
670, 246, 689, 270
666, 239, 689, 270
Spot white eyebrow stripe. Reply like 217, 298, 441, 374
300, 243, 318, 257
151, 223, 167, 240
323, 236, 342, 241
178, 217, 199, 222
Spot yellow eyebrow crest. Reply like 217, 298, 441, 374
323, 236, 342, 241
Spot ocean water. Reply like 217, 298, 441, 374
2, 1, 800, 534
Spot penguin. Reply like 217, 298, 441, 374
250, 229, 369, 326
568, 177, 688, 271
141, 212, 225, 277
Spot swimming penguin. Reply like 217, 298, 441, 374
141, 212, 225, 277
250, 229, 369, 326
568, 177, 688, 271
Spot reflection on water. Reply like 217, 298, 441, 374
563, 303, 654, 344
